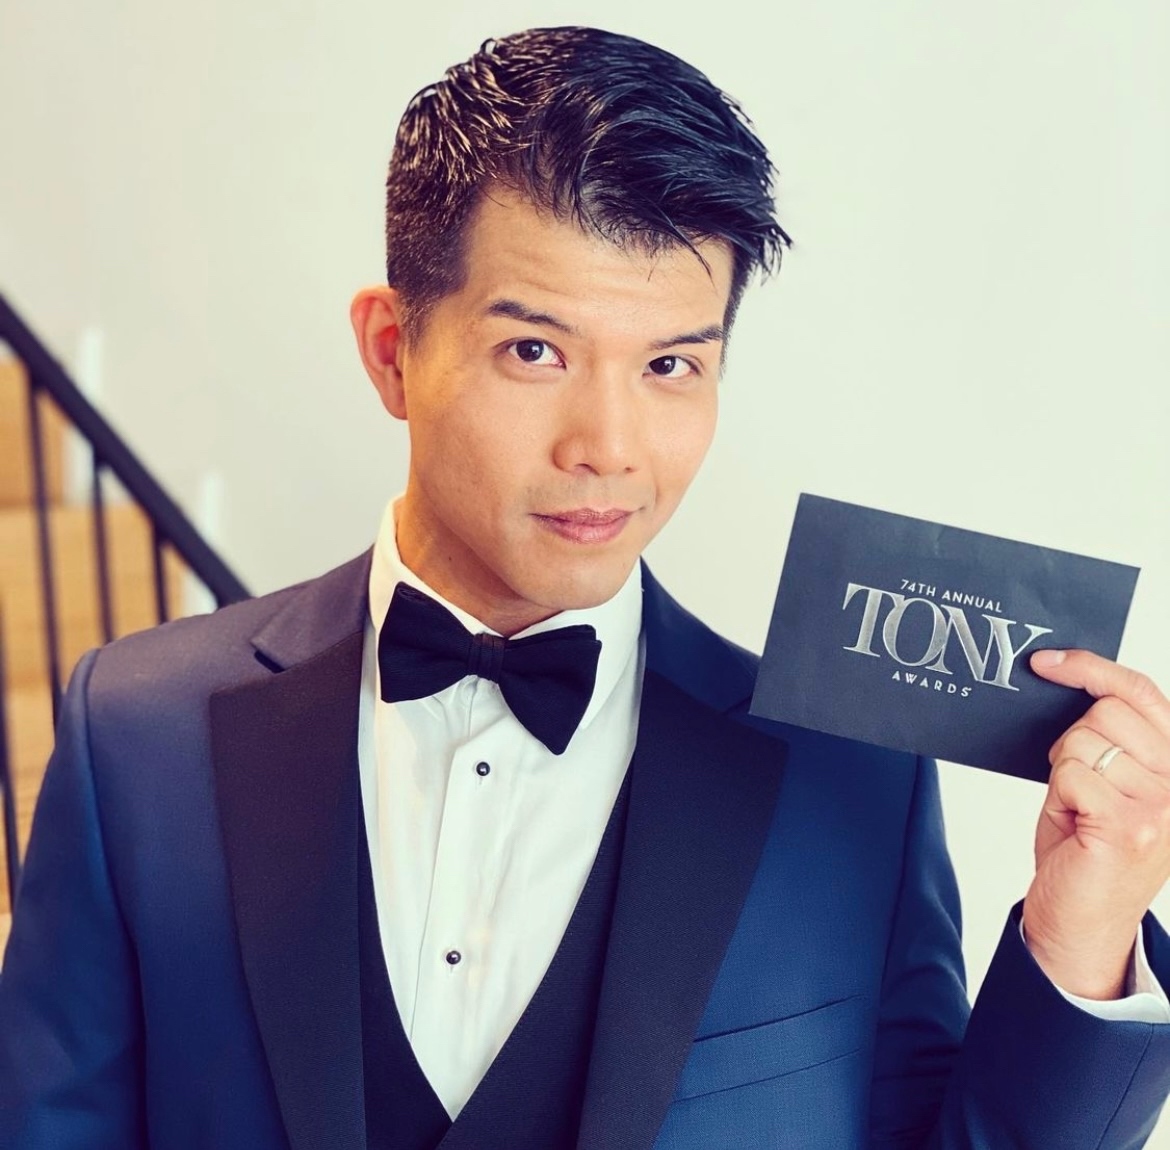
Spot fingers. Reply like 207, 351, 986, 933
1045, 756, 1123, 827
1049, 693, 1170, 774
1043, 756, 1165, 860
1083, 694, 1169, 768
1031, 650, 1170, 738
1030, 656, 1170, 992
1050, 726, 1170, 802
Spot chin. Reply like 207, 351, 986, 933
525, 562, 636, 615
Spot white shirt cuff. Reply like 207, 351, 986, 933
1020, 922, 1170, 1024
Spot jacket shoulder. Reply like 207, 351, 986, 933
641, 563, 919, 774
640, 564, 759, 714
82, 551, 370, 711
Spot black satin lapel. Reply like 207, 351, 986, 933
578, 671, 787, 1150
210, 631, 366, 1150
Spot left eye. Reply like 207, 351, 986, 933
647, 355, 693, 379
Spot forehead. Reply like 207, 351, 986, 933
451, 188, 734, 330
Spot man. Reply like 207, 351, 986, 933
2, 25, 1169, 1149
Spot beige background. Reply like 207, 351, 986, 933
2, 0, 1168, 1138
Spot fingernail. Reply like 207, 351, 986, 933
1032, 649, 1066, 668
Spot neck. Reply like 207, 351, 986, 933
394, 491, 556, 638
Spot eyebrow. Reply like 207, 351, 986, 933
485, 299, 576, 335
648, 324, 725, 351
484, 298, 725, 351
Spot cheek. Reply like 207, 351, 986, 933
413, 389, 535, 505
653, 397, 717, 497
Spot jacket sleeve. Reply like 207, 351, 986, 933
869, 757, 1170, 1149
0, 650, 147, 1149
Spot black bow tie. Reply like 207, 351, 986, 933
378, 582, 602, 755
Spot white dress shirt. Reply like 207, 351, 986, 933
357, 499, 1168, 1119
357, 499, 643, 1118
1030, 922, 1168, 1023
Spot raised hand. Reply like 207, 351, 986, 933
1023, 649, 1170, 999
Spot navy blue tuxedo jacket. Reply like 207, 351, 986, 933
1, 553, 1168, 1148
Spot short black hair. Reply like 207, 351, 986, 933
384, 26, 792, 340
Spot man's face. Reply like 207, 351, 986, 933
358, 189, 732, 634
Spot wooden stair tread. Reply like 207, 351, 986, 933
0, 355, 66, 508
0, 501, 186, 689
0, 501, 187, 914
0, 352, 204, 928
1, 682, 54, 917
0, 351, 205, 926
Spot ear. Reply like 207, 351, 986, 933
350, 286, 409, 420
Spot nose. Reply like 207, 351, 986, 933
551, 370, 642, 478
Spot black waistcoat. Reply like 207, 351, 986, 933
360, 769, 631, 1150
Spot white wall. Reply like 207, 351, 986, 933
3, 0, 1168, 1137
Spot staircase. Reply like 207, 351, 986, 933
0, 355, 60, 921
0, 355, 188, 918
0, 295, 249, 956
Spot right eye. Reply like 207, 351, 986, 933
507, 339, 563, 367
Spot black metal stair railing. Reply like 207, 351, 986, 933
0, 609, 19, 908
0, 292, 251, 906
0, 608, 18, 912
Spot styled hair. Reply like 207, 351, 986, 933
384, 27, 792, 340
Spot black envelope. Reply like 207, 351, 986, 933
750, 494, 1140, 782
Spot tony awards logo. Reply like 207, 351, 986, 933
841, 580, 1053, 697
